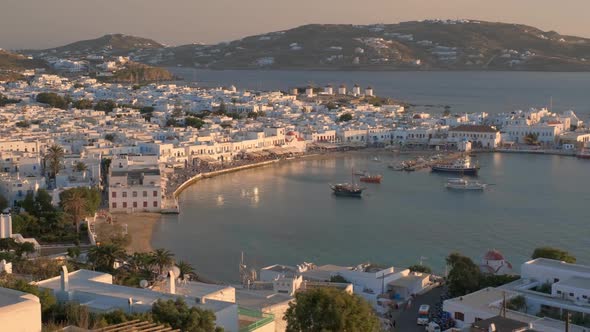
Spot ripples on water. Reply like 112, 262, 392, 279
152, 153, 590, 282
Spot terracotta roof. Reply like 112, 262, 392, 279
449, 125, 499, 133
484, 249, 504, 261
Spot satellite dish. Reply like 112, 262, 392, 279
139, 280, 148, 288
171, 266, 181, 278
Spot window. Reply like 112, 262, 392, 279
143, 191, 147, 197
153, 201, 158, 207
475, 318, 482, 322
143, 201, 148, 208
557, 290, 562, 294
123, 202, 127, 208
112, 192, 117, 198
133, 202, 137, 208
570, 293, 574, 297
122, 191, 127, 198
112, 202, 117, 208
132, 191, 138, 197
454, 312, 465, 321
153, 190, 158, 197
554, 278, 560, 283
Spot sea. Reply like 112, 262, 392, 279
152, 70, 590, 282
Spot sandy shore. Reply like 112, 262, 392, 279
95, 212, 162, 253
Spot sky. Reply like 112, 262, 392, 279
1, 0, 589, 50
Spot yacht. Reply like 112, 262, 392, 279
432, 157, 478, 175
445, 178, 487, 191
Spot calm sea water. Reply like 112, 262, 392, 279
152, 153, 590, 282
170, 68, 590, 119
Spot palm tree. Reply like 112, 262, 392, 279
152, 248, 175, 275
176, 260, 194, 280
88, 244, 126, 272
61, 189, 87, 233
130, 252, 155, 274
74, 161, 88, 172
45, 144, 65, 178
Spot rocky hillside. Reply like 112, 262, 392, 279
31, 34, 163, 57
16, 20, 590, 71
98, 61, 174, 83
0, 49, 48, 81
136, 20, 590, 71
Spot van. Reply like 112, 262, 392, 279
417, 304, 430, 325
425, 321, 441, 332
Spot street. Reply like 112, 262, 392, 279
390, 286, 445, 332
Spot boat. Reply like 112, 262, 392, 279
445, 178, 487, 190
577, 146, 590, 159
372, 156, 381, 162
354, 170, 368, 176
330, 183, 365, 197
431, 157, 478, 175
359, 174, 382, 183
331, 169, 365, 197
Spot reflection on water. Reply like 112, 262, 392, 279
153, 153, 590, 282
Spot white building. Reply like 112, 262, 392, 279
502, 124, 560, 144
0, 287, 41, 332
108, 155, 162, 212
448, 125, 501, 149
444, 258, 590, 331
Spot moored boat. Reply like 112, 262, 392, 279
445, 178, 487, 190
359, 174, 382, 183
432, 157, 478, 175
330, 183, 365, 197
577, 146, 590, 159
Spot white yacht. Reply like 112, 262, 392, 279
445, 178, 487, 191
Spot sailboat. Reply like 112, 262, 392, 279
330, 169, 365, 197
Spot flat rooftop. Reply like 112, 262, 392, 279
235, 289, 292, 310
0, 286, 39, 307
556, 276, 590, 290
525, 258, 590, 275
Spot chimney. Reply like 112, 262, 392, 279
169, 270, 176, 294
128, 297, 133, 313
488, 323, 496, 332
60, 265, 69, 292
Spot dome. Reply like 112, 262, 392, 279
484, 249, 505, 261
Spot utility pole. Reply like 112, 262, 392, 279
565, 310, 570, 332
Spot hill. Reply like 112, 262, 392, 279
143, 20, 590, 71
33, 34, 163, 57
0, 49, 47, 81
98, 61, 174, 83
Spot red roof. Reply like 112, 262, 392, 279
286, 131, 297, 136
484, 249, 505, 261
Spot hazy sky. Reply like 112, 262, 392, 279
1, 0, 589, 50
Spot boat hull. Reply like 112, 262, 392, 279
332, 191, 363, 197
431, 166, 478, 175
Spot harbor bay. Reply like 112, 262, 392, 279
152, 152, 590, 282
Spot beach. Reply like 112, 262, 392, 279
95, 212, 162, 253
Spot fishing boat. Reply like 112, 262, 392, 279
359, 174, 382, 183
354, 170, 368, 176
445, 178, 487, 190
331, 169, 365, 197
431, 157, 478, 175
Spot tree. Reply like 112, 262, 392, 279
0, 194, 7, 211
285, 288, 380, 332
60, 189, 87, 233
338, 113, 353, 122
152, 298, 222, 332
129, 252, 155, 274
88, 244, 126, 272
152, 248, 174, 275
329, 275, 349, 283
45, 144, 65, 178
185, 117, 204, 129
36, 92, 69, 109
176, 260, 194, 280
408, 264, 433, 274
74, 161, 88, 172
524, 133, 540, 145
446, 252, 481, 297
94, 100, 117, 113
72, 99, 94, 109
532, 247, 576, 263
507, 295, 527, 312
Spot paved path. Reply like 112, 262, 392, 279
391, 286, 444, 332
